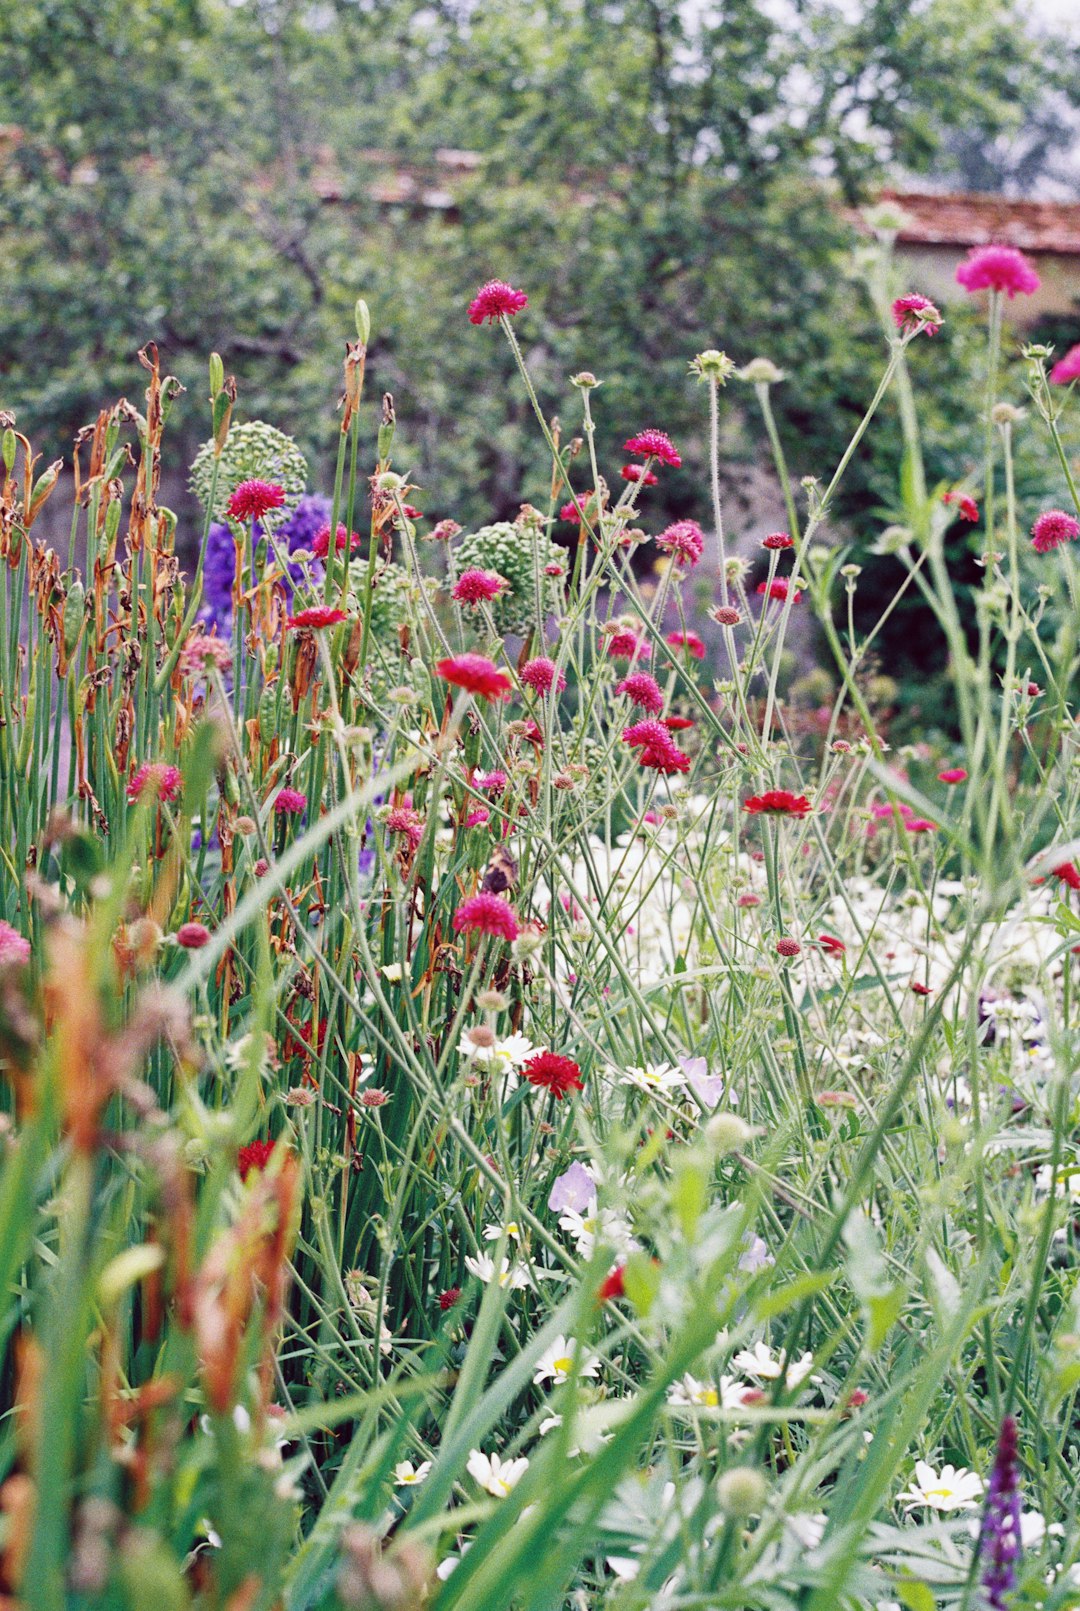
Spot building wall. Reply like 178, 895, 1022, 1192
894, 244, 1080, 326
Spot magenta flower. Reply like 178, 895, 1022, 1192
452, 568, 507, 604
615, 671, 664, 714
1050, 343, 1080, 384
891, 294, 942, 336
955, 244, 1041, 299
452, 893, 520, 942
655, 519, 704, 567
1031, 509, 1080, 553
226, 480, 286, 523
623, 429, 681, 468
468, 280, 528, 325
274, 788, 307, 816
0, 920, 31, 967
520, 657, 566, 694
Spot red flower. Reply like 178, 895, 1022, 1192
521, 657, 566, 694
1050, 344, 1080, 385
656, 519, 704, 567
127, 762, 182, 804
955, 244, 1041, 299
431, 519, 463, 543
176, 921, 211, 949
624, 429, 681, 467
943, 491, 979, 523
891, 294, 942, 336
1054, 861, 1080, 892
607, 629, 651, 662
775, 937, 801, 957
452, 568, 507, 603
620, 463, 659, 485
597, 1265, 626, 1302
452, 892, 520, 941
910, 980, 933, 996
387, 806, 424, 849
274, 788, 307, 815
1031, 509, 1080, 554
757, 578, 802, 604
468, 279, 528, 325
287, 606, 348, 631
436, 653, 512, 701
818, 933, 846, 954
640, 743, 690, 774
761, 531, 793, 550
311, 523, 362, 558
713, 605, 742, 626
473, 770, 508, 793
744, 789, 812, 817
226, 480, 286, 523
438, 1286, 461, 1311
237, 1138, 277, 1181
938, 767, 968, 785
522, 1051, 584, 1098
666, 630, 705, 659
622, 718, 672, 750
662, 715, 694, 731
615, 671, 664, 713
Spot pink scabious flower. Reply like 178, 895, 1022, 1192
468, 279, 528, 325
655, 519, 704, 567
620, 463, 659, 485
775, 936, 801, 957
891, 294, 943, 336
274, 788, 308, 816
666, 629, 705, 659
436, 653, 512, 701
938, 767, 968, 785
544, 561, 565, 576
466, 807, 491, 828
452, 568, 507, 604
615, 671, 664, 714
473, 770, 508, 794
226, 480, 286, 523
606, 629, 651, 662
757, 578, 802, 605
744, 790, 812, 818
1050, 343, 1080, 385
520, 657, 566, 694
127, 762, 182, 804
287, 605, 348, 630
311, 523, 362, 558
177, 631, 232, 681
523, 1050, 584, 1099
943, 490, 979, 523
430, 519, 463, 543
624, 429, 682, 468
622, 718, 673, 751
955, 244, 1041, 299
762, 531, 793, 550
0, 920, 31, 967
452, 892, 520, 941
386, 805, 424, 849
638, 742, 691, 775
176, 921, 211, 949
1031, 509, 1080, 553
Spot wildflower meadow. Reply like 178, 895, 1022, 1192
1, 227, 1080, 1611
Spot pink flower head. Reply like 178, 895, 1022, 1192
775, 936, 801, 957
473, 770, 508, 794
226, 480, 286, 523
762, 531, 794, 550
606, 629, 651, 662
311, 523, 362, 558
274, 787, 307, 816
1031, 509, 1080, 553
452, 568, 507, 604
520, 656, 566, 695
666, 629, 705, 660
452, 892, 520, 941
891, 294, 943, 337
468, 280, 528, 325
955, 244, 1041, 300
620, 463, 659, 486
1054, 861, 1080, 892
177, 631, 232, 680
622, 718, 672, 750
744, 790, 812, 818
127, 762, 182, 804
544, 561, 565, 576
943, 490, 979, 523
430, 519, 463, 543
386, 805, 424, 849
624, 430, 681, 468
938, 767, 968, 785
237, 1138, 277, 1181
0, 920, 31, 967
436, 653, 512, 701
1050, 344, 1080, 385
287, 605, 348, 631
465, 807, 491, 828
655, 519, 704, 567
176, 921, 211, 949
638, 741, 691, 775
615, 671, 664, 713
757, 578, 802, 604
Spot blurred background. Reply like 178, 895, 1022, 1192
3, 0, 1080, 726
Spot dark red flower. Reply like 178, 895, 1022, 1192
662, 715, 694, 731
237, 1138, 277, 1181
287, 606, 348, 631
226, 480, 286, 523
311, 523, 362, 558
522, 1051, 584, 1099
744, 790, 812, 817
910, 980, 933, 996
607, 629, 651, 662
624, 429, 681, 467
452, 568, 507, 603
943, 490, 979, 523
176, 921, 211, 949
666, 630, 705, 659
775, 937, 801, 957
468, 280, 528, 325
757, 578, 802, 604
452, 893, 520, 941
761, 531, 794, 550
1054, 861, 1080, 892
640, 743, 690, 774
438, 1286, 462, 1311
818, 933, 846, 954
436, 653, 512, 701
597, 1265, 626, 1302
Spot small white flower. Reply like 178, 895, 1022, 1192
667, 1373, 754, 1410
898, 1459, 984, 1512
466, 1448, 530, 1498
533, 1334, 600, 1386
558, 1204, 637, 1260
394, 1460, 431, 1486
621, 1062, 684, 1094
483, 1220, 524, 1243
464, 1252, 530, 1290
732, 1340, 817, 1388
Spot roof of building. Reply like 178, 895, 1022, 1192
879, 188, 1080, 257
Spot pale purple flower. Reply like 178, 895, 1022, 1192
679, 1056, 725, 1107
548, 1161, 596, 1215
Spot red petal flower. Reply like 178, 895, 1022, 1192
452, 893, 520, 941
468, 279, 528, 325
436, 653, 512, 701
744, 789, 812, 817
623, 429, 681, 467
287, 606, 348, 630
665, 630, 705, 659
522, 1051, 584, 1099
226, 480, 286, 523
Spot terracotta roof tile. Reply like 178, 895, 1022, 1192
879, 189, 1080, 257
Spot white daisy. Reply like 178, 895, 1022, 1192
466, 1449, 530, 1498
393, 1460, 431, 1486
533, 1334, 600, 1386
898, 1460, 984, 1512
464, 1252, 530, 1290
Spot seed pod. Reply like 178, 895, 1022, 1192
354, 298, 371, 346
2, 429, 15, 475
27, 460, 63, 526
63, 580, 86, 662
209, 351, 225, 396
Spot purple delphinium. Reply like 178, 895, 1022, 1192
979, 1415, 1023, 1609
199, 493, 333, 631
